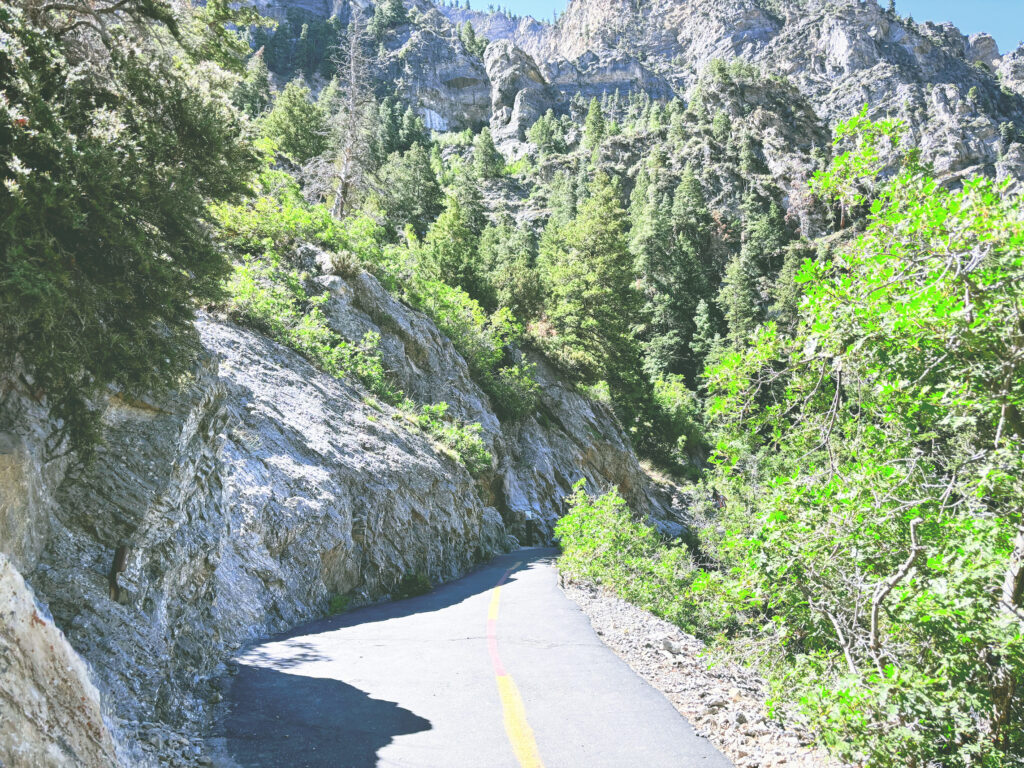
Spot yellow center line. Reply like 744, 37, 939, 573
487, 562, 545, 768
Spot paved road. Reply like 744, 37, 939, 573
213, 548, 733, 768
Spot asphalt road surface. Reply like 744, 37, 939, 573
213, 548, 733, 768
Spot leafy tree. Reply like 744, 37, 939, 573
0, 0, 257, 451
705, 115, 1024, 765
261, 77, 327, 162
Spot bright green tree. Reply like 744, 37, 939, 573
705, 115, 1024, 765
261, 78, 328, 162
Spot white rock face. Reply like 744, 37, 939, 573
436, 0, 1024, 174
0, 268, 676, 764
0, 553, 120, 768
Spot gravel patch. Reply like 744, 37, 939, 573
561, 578, 843, 768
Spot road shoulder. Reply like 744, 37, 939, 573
560, 579, 843, 768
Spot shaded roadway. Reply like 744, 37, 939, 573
213, 548, 733, 768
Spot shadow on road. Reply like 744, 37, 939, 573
223, 664, 431, 768
217, 549, 557, 767
274, 547, 557, 642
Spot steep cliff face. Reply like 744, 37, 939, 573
258, 0, 1021, 175
432, 0, 1024, 174
0, 260, 675, 765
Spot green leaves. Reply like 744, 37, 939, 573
700, 113, 1024, 765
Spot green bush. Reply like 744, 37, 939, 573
406, 277, 540, 419
328, 594, 351, 615
554, 481, 736, 636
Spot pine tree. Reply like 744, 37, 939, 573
374, 143, 442, 236
451, 170, 487, 234
526, 109, 566, 155
425, 195, 483, 297
233, 47, 272, 118
689, 298, 720, 364
583, 97, 606, 152
306, 12, 376, 218
717, 253, 761, 344
370, 0, 407, 38
741, 194, 790, 275
479, 215, 542, 317
631, 167, 713, 381
472, 127, 505, 178
261, 77, 328, 162
538, 172, 641, 402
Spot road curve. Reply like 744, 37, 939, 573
212, 548, 733, 768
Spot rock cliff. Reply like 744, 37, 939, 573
0, 262, 676, 765
432, 0, 1024, 175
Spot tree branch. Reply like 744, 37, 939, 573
870, 517, 924, 674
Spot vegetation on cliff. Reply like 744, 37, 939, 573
558, 114, 1024, 766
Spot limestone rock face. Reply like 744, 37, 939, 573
0, 268, 673, 763
317, 269, 678, 542
484, 40, 558, 141
377, 20, 492, 131
19, 316, 508, 759
999, 46, 1024, 98
0, 553, 120, 768
436, 0, 1024, 174
0, 386, 67, 574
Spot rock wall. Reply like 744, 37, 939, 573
0, 267, 675, 765
0, 553, 120, 768
437, 0, 1024, 175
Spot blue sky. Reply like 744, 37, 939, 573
491, 0, 1023, 53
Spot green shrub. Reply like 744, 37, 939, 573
328, 594, 351, 614
407, 277, 539, 419
392, 572, 432, 600
554, 481, 736, 636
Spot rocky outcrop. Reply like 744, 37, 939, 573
484, 40, 558, 141
0, 261, 676, 764
377, 16, 492, 131
999, 45, 1024, 98
318, 268, 678, 542
0, 553, 120, 768
15, 314, 512, 763
0, 389, 67, 574
436, 0, 1024, 174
